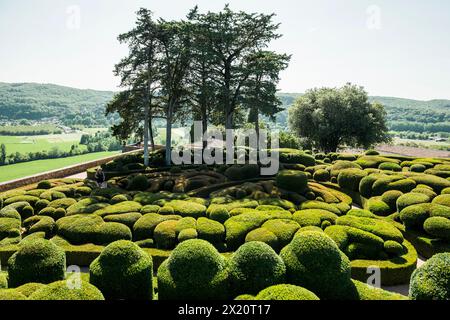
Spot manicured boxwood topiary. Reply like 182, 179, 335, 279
157, 239, 229, 300
110, 194, 130, 204
29, 280, 105, 300
103, 212, 142, 228
423, 217, 450, 240
8, 239, 66, 287
261, 219, 300, 248
330, 160, 362, 177
431, 194, 450, 207
411, 187, 437, 200
336, 215, 404, 243
197, 217, 225, 244
378, 162, 402, 171
293, 209, 338, 228
153, 220, 178, 249
23, 215, 55, 237
352, 280, 407, 300
0, 289, 27, 300
208, 206, 230, 224
164, 200, 206, 218
56, 214, 103, 244
410, 164, 426, 173
133, 213, 181, 241
96, 222, 132, 245
224, 212, 270, 250
228, 241, 286, 295
140, 205, 161, 214
300, 201, 341, 215
94, 201, 143, 217
89, 240, 153, 300
366, 198, 392, 216
48, 198, 77, 210
127, 174, 149, 191
0, 217, 21, 239
313, 169, 330, 182
14, 283, 46, 297
178, 228, 198, 242
0, 273, 7, 289
280, 231, 355, 300
255, 284, 320, 300
37, 180, 52, 189
275, 170, 308, 193
38, 207, 66, 220
396, 193, 430, 212
409, 252, 450, 300
337, 169, 368, 192
245, 228, 279, 249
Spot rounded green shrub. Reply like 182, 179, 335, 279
165, 200, 206, 218
378, 162, 402, 171
383, 240, 404, 255
224, 212, 270, 250
140, 205, 161, 214
96, 222, 133, 245
35, 199, 50, 213
245, 228, 279, 249
178, 228, 198, 242
29, 280, 104, 300
261, 219, 300, 248
300, 201, 341, 215
127, 175, 149, 191
365, 150, 379, 156
410, 164, 426, 173
276, 170, 308, 193
381, 190, 403, 212
8, 239, 66, 287
330, 161, 362, 177
103, 212, 142, 228
208, 206, 230, 224
0, 217, 21, 239
133, 213, 181, 241
293, 209, 338, 228
89, 240, 153, 300
366, 198, 391, 216
228, 242, 286, 295
396, 193, 430, 212
110, 194, 130, 204
431, 194, 450, 207
409, 253, 450, 300
48, 198, 77, 210
255, 284, 320, 300
56, 214, 102, 244
313, 169, 330, 182
154, 220, 178, 249
336, 215, 404, 243
37, 180, 52, 189
423, 217, 450, 240
94, 201, 143, 217
280, 231, 354, 299
157, 239, 229, 300
411, 187, 437, 200
197, 217, 225, 244
0, 289, 27, 300
23, 215, 55, 237
399, 203, 432, 229
15, 283, 46, 297
38, 207, 66, 220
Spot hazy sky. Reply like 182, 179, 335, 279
0, 0, 449, 100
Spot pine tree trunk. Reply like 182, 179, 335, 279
165, 102, 173, 166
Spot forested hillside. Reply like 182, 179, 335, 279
0, 82, 116, 126
275, 93, 450, 134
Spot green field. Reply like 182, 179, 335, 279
0, 151, 120, 183
0, 135, 87, 155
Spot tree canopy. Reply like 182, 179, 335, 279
288, 84, 391, 152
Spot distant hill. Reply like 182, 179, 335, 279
0, 82, 115, 126
1, 83, 450, 133
275, 93, 450, 133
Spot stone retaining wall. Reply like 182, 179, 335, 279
0, 150, 143, 192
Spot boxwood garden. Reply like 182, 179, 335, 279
0, 149, 449, 300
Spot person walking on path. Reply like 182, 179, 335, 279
95, 168, 106, 188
